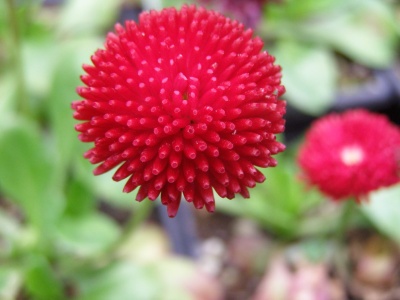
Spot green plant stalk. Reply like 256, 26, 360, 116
6, 0, 29, 116
331, 200, 355, 286
336, 200, 354, 240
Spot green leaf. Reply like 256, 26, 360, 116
72, 224, 195, 300
0, 74, 17, 115
0, 119, 64, 235
0, 1, 7, 37
76, 262, 158, 300
293, 0, 398, 68
0, 209, 21, 247
361, 184, 400, 244
265, 0, 348, 21
64, 179, 95, 218
23, 39, 57, 99
57, 0, 123, 36
160, 0, 192, 9
217, 155, 324, 238
263, 0, 398, 68
76, 257, 195, 300
46, 38, 102, 174
56, 213, 120, 256
0, 266, 21, 300
272, 40, 337, 116
24, 254, 65, 300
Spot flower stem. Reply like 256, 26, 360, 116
6, 0, 29, 116
336, 200, 354, 240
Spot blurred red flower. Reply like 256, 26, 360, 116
72, 5, 286, 217
298, 109, 400, 201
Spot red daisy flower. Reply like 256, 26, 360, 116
298, 109, 400, 201
72, 5, 286, 217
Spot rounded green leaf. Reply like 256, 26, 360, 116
361, 184, 400, 244
56, 213, 120, 256
293, 0, 398, 68
76, 262, 158, 300
24, 254, 65, 300
46, 38, 102, 175
273, 41, 337, 116
0, 118, 64, 233
0, 266, 21, 300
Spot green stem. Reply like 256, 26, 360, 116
336, 200, 354, 240
6, 0, 29, 116
332, 201, 355, 286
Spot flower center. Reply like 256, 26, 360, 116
340, 146, 364, 166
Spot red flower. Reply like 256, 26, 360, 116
298, 109, 400, 201
72, 5, 286, 217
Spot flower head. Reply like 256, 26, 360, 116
72, 5, 286, 217
298, 109, 400, 201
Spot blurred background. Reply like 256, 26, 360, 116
1, 0, 400, 299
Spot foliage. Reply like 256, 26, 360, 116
216, 152, 330, 239
261, 0, 399, 115
0, 0, 195, 299
361, 184, 400, 244
0, 0, 400, 299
